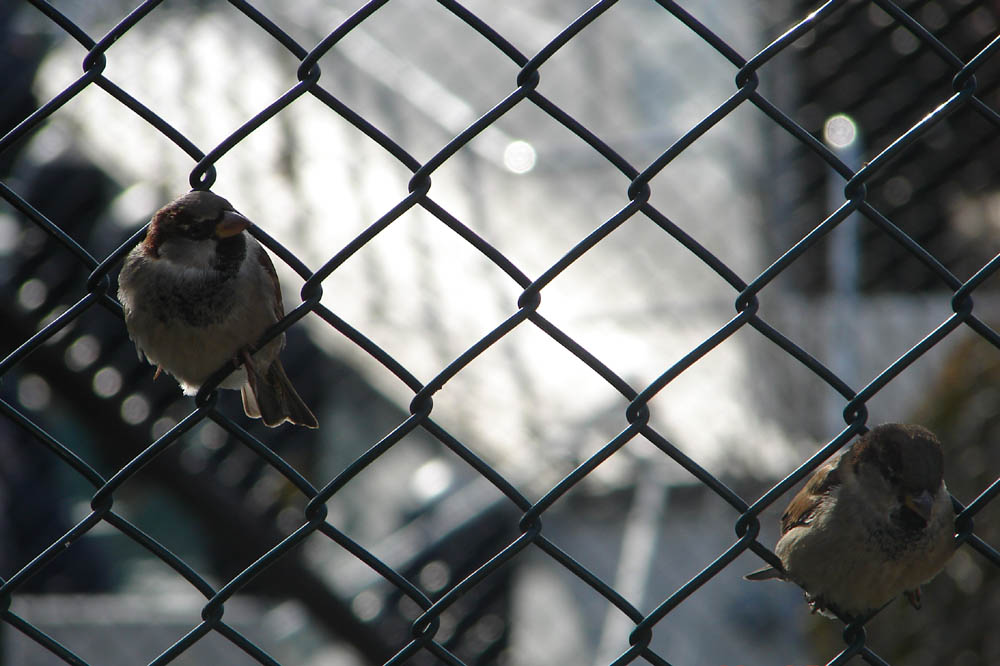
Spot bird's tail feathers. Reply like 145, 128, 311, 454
242, 360, 318, 429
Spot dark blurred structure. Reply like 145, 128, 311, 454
772, 0, 1000, 292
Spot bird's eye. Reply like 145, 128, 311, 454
182, 220, 214, 240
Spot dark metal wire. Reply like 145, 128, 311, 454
1, 1, 998, 665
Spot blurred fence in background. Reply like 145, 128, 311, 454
1, 1, 999, 664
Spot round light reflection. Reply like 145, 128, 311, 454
823, 114, 858, 149
93, 367, 123, 397
121, 394, 151, 424
503, 140, 536, 174
18, 374, 52, 410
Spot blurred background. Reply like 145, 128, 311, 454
0, 0, 998, 664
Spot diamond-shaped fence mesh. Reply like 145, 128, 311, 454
1, 0, 999, 664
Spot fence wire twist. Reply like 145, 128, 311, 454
2, 0, 1000, 665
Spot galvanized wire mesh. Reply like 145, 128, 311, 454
2, 1, 1000, 665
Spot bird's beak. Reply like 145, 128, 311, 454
904, 489, 934, 522
214, 210, 251, 238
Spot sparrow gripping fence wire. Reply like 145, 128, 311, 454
2, 1, 1000, 665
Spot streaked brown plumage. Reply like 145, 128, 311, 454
745, 423, 954, 619
117, 190, 317, 428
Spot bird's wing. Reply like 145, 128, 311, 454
254, 243, 285, 322
779, 455, 842, 534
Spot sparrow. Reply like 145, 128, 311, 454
745, 423, 955, 620
117, 190, 318, 428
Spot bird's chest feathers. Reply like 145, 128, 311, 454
864, 508, 927, 560
146, 268, 237, 326
847, 475, 942, 561
121, 237, 279, 388
144, 237, 248, 326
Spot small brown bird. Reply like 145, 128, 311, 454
745, 423, 954, 620
117, 191, 318, 428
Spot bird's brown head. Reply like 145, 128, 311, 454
848, 423, 945, 525
145, 191, 250, 255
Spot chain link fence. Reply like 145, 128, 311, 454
2, 0, 999, 664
